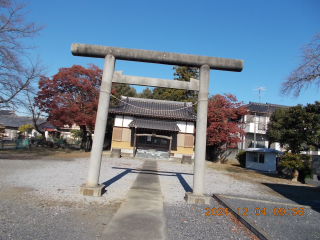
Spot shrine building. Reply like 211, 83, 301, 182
109, 96, 196, 159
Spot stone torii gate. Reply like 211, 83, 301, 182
72, 43, 243, 203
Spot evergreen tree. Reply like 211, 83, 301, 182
152, 66, 199, 111
110, 83, 137, 106
266, 102, 320, 153
138, 87, 153, 99
265, 107, 288, 148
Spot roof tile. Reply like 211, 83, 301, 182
109, 96, 196, 121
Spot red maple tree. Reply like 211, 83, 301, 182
206, 93, 247, 161
35, 64, 105, 148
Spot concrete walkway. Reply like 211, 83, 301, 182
102, 160, 166, 240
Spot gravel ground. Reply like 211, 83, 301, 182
1, 156, 320, 240
157, 160, 320, 240
0, 157, 143, 240
163, 201, 258, 240
157, 161, 258, 239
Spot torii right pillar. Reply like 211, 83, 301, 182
185, 65, 212, 204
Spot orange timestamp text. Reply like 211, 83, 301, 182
237, 207, 304, 216
205, 207, 304, 216
205, 208, 229, 216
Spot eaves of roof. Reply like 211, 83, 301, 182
244, 102, 290, 114
109, 96, 197, 121
128, 118, 180, 132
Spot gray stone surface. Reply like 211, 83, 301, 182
193, 65, 210, 195
220, 195, 320, 240
136, 149, 169, 159
71, 43, 244, 72
102, 160, 166, 240
306, 179, 320, 187
212, 194, 274, 240
78, 184, 106, 196
112, 72, 199, 91
110, 148, 121, 158
86, 54, 115, 187
185, 192, 212, 204
181, 155, 193, 165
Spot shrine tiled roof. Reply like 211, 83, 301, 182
244, 102, 290, 114
128, 118, 180, 132
109, 96, 196, 121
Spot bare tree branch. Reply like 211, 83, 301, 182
0, 0, 46, 108
23, 86, 46, 137
280, 32, 320, 98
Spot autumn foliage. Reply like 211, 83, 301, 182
35, 65, 103, 147
206, 94, 247, 161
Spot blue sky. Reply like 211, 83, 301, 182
26, 0, 319, 106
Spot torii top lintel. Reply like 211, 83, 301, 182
71, 43, 243, 72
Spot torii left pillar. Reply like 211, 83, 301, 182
78, 54, 115, 196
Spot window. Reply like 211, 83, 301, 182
159, 139, 167, 146
258, 154, 265, 163
113, 128, 123, 141
184, 135, 194, 148
250, 141, 266, 148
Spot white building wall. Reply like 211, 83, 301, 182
123, 116, 134, 127
177, 121, 186, 133
186, 122, 194, 133
244, 122, 267, 134
245, 152, 277, 172
114, 115, 123, 127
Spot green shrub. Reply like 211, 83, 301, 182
279, 152, 311, 170
36, 135, 43, 139
236, 151, 246, 167
70, 129, 83, 139
53, 138, 66, 144
279, 153, 312, 183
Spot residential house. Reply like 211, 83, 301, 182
0, 110, 58, 140
241, 102, 290, 150
227, 102, 289, 161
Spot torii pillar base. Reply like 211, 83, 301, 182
185, 192, 212, 204
78, 184, 106, 197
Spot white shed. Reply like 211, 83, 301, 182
245, 148, 283, 172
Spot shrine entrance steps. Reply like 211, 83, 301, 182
135, 149, 169, 160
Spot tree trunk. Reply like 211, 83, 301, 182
32, 119, 46, 140
87, 127, 93, 151
80, 125, 87, 150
